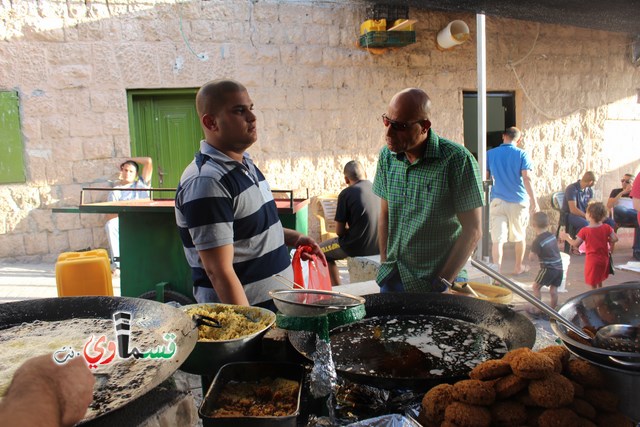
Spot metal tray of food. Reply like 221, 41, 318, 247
199, 361, 304, 427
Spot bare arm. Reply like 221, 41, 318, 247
607, 188, 631, 210
198, 244, 249, 305
378, 199, 389, 263
521, 170, 539, 213
567, 200, 585, 218
130, 156, 153, 184
609, 230, 619, 244
560, 231, 583, 248
437, 207, 482, 282
335, 221, 346, 237
0, 355, 94, 427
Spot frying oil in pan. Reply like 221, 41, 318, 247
330, 315, 508, 379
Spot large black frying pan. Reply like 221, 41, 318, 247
0, 296, 197, 424
288, 292, 535, 390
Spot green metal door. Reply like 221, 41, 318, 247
128, 90, 202, 194
0, 91, 26, 183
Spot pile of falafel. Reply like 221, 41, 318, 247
418, 345, 632, 427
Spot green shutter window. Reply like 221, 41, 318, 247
0, 91, 26, 183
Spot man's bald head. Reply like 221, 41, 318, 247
196, 79, 247, 117
390, 88, 432, 120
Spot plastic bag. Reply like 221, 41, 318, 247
292, 245, 332, 291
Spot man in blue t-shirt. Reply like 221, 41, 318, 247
487, 127, 539, 275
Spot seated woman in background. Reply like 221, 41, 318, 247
105, 157, 153, 272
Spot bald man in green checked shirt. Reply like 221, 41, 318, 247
373, 88, 484, 293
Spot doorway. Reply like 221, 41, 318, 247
127, 89, 202, 195
463, 91, 516, 158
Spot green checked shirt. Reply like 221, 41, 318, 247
373, 129, 484, 292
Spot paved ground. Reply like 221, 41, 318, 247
2, 231, 640, 309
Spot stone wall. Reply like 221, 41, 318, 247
1, 0, 639, 262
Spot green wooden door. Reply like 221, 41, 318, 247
128, 90, 202, 195
0, 91, 26, 183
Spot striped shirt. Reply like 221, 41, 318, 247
373, 130, 484, 292
175, 140, 290, 304
530, 231, 563, 270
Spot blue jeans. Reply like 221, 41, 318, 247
613, 206, 640, 252
567, 213, 615, 235
378, 269, 449, 293
378, 269, 405, 293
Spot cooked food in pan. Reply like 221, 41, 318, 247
209, 377, 299, 417
186, 305, 272, 341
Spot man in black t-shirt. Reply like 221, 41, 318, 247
528, 212, 563, 313
320, 161, 380, 286
607, 173, 640, 260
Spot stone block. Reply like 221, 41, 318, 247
52, 137, 84, 162
68, 227, 95, 251
21, 90, 56, 117
54, 211, 81, 231
83, 136, 116, 160
49, 65, 92, 89
347, 255, 380, 283
48, 232, 70, 256
21, 116, 42, 140
78, 18, 122, 41
102, 113, 129, 136
70, 114, 103, 138
58, 88, 91, 114
32, 208, 55, 233
27, 156, 50, 183
39, 115, 69, 139
24, 232, 49, 255
0, 233, 26, 258
59, 184, 83, 206
92, 226, 109, 248
47, 43, 92, 66
306, 68, 333, 89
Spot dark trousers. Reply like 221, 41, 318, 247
613, 206, 640, 252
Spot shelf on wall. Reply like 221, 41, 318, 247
358, 31, 416, 48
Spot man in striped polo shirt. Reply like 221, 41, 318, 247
373, 88, 484, 293
175, 80, 325, 309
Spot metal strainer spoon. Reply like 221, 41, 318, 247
470, 259, 640, 353
593, 324, 640, 353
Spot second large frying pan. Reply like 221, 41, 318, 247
288, 292, 535, 390
0, 296, 197, 423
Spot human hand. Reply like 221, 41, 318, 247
53, 356, 95, 426
5, 354, 94, 427
294, 236, 327, 266
530, 201, 540, 215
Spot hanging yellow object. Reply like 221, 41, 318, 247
360, 19, 386, 35
388, 19, 416, 31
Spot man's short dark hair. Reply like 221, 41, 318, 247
532, 211, 549, 229
120, 160, 138, 173
503, 126, 521, 141
196, 79, 247, 117
344, 160, 365, 181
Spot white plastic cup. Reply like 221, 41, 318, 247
436, 20, 470, 49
